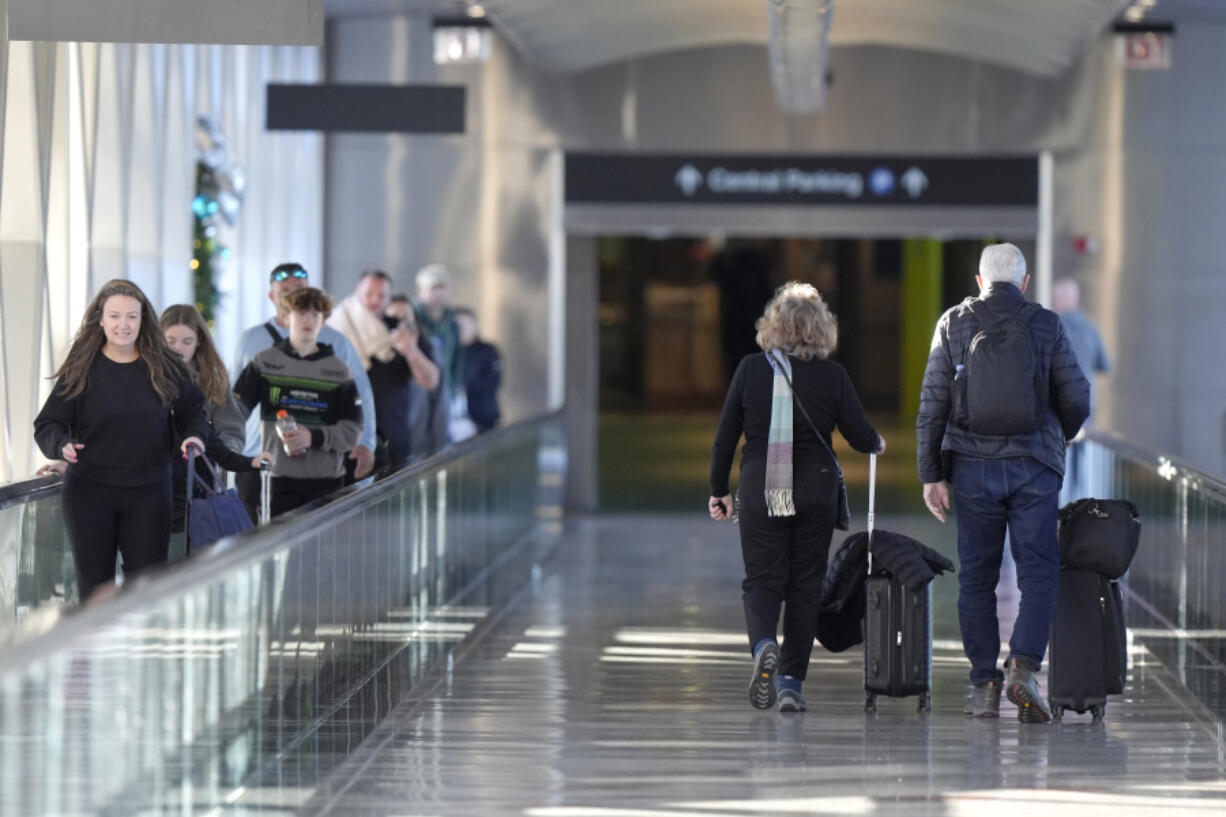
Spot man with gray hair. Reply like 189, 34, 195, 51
916, 242, 1090, 723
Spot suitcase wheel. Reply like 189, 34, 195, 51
1051, 704, 1064, 722
917, 693, 932, 713
1091, 703, 1105, 721
864, 692, 877, 712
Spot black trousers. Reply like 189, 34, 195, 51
61, 470, 171, 601
236, 469, 261, 524
737, 459, 838, 681
269, 476, 344, 518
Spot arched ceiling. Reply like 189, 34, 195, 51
482, 0, 1133, 77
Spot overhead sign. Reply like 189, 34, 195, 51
266, 84, 465, 134
566, 154, 1038, 207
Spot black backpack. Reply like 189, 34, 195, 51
954, 300, 1043, 435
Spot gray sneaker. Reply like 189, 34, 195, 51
964, 680, 1002, 718
1005, 657, 1051, 724
748, 642, 779, 710
778, 688, 807, 713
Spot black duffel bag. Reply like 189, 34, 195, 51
1058, 498, 1141, 579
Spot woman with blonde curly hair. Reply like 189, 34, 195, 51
709, 281, 884, 712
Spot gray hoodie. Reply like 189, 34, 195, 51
234, 340, 362, 480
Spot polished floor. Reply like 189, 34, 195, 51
230, 513, 1226, 817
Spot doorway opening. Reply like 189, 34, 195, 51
596, 234, 1022, 512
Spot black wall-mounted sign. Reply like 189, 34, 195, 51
566, 153, 1037, 207
266, 83, 465, 134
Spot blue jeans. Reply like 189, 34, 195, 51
951, 455, 1061, 685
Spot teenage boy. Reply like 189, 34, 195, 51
232, 263, 377, 519
234, 288, 362, 518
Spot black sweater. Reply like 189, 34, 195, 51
710, 353, 880, 497
34, 353, 209, 487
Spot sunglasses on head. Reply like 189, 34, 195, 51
271, 268, 308, 282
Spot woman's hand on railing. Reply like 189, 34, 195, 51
36, 461, 67, 477
709, 495, 732, 521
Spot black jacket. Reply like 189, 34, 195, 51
711, 353, 879, 497
462, 339, 502, 433
916, 283, 1090, 484
816, 529, 954, 653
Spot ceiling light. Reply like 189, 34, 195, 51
432, 16, 492, 64
1124, 6, 1146, 21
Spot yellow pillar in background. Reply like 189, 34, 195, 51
900, 239, 943, 420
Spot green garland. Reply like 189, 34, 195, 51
192, 160, 221, 326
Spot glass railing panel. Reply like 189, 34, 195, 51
1083, 431, 1226, 724
0, 480, 77, 631
0, 415, 564, 817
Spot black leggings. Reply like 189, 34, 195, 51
737, 458, 838, 681
61, 471, 171, 601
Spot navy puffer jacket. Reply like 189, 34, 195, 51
916, 283, 1090, 484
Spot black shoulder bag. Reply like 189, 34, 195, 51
776, 359, 852, 531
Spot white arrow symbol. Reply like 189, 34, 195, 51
675, 164, 704, 197
900, 166, 929, 198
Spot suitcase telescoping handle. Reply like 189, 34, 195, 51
867, 452, 877, 575
185, 442, 201, 549
258, 461, 272, 526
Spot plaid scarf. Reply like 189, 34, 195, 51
764, 349, 795, 517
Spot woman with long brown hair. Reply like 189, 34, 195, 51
34, 279, 208, 601
709, 282, 885, 713
161, 304, 271, 559
162, 304, 247, 448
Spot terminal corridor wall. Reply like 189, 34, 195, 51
324, 9, 1226, 480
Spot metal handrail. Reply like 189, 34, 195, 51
0, 475, 61, 511
0, 410, 562, 671
1086, 428, 1226, 501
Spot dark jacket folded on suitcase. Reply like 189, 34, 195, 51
816, 530, 954, 652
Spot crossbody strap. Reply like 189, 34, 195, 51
263, 321, 282, 345
768, 351, 843, 477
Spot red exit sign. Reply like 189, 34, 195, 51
1117, 32, 1172, 70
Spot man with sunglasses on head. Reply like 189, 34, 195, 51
231, 263, 378, 520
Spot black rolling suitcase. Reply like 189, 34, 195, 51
1047, 567, 1127, 721
862, 454, 933, 713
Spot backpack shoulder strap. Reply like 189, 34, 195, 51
968, 298, 1037, 327
966, 299, 999, 326
263, 321, 282, 345
1015, 302, 1040, 327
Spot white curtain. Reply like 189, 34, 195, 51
0, 40, 323, 481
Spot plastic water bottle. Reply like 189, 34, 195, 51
275, 409, 304, 457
